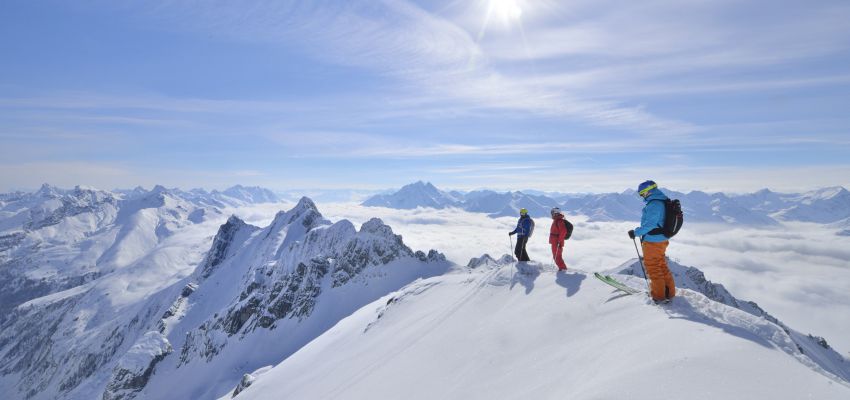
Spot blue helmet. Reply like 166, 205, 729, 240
638, 180, 657, 197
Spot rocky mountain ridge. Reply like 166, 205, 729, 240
0, 195, 448, 400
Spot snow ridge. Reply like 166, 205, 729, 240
231, 261, 850, 400
613, 259, 850, 383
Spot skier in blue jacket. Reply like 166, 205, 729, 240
628, 180, 676, 302
509, 208, 534, 262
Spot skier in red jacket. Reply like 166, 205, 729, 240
549, 207, 569, 271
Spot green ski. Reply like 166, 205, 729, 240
593, 272, 642, 295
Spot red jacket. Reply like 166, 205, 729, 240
549, 214, 569, 245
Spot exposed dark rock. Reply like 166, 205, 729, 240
102, 332, 173, 400
181, 283, 198, 298
224, 297, 263, 336
261, 259, 330, 328
809, 334, 832, 350
202, 216, 250, 279
231, 373, 256, 398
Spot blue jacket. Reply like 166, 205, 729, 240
634, 188, 669, 243
511, 215, 535, 238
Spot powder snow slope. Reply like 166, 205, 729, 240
234, 260, 850, 400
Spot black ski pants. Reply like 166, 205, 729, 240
514, 236, 530, 261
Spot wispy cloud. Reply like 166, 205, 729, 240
1, 0, 848, 192
131, 0, 695, 134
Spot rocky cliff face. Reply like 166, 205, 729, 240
102, 332, 173, 400
157, 198, 450, 400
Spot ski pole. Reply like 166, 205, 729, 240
508, 233, 515, 282
632, 237, 650, 292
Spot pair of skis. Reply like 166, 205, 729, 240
593, 272, 643, 295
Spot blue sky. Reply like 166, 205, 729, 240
1, 0, 849, 193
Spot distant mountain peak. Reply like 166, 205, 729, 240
221, 185, 279, 204
150, 185, 169, 195
226, 214, 246, 226
363, 181, 458, 210
36, 183, 61, 198
359, 217, 394, 237
293, 196, 319, 213
809, 186, 848, 200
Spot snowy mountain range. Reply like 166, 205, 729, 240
0, 184, 279, 323
0, 189, 448, 400
362, 182, 850, 225
2, 183, 849, 399
113, 185, 280, 209
360, 181, 565, 218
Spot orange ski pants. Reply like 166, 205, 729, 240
642, 241, 676, 301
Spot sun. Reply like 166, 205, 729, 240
474, 0, 532, 49
488, 0, 524, 24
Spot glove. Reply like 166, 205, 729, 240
628, 230, 636, 239
508, 231, 515, 236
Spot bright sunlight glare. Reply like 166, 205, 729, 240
477, 0, 527, 41
490, 0, 523, 22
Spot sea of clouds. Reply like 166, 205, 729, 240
233, 201, 850, 357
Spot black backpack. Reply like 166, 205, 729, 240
562, 219, 573, 240
648, 199, 683, 238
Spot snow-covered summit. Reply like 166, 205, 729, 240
230, 260, 850, 400
362, 181, 460, 209
219, 185, 279, 204
34, 183, 62, 198
774, 186, 850, 223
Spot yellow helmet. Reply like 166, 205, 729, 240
519, 208, 528, 215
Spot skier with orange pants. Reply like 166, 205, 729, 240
629, 180, 676, 302
549, 207, 569, 271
